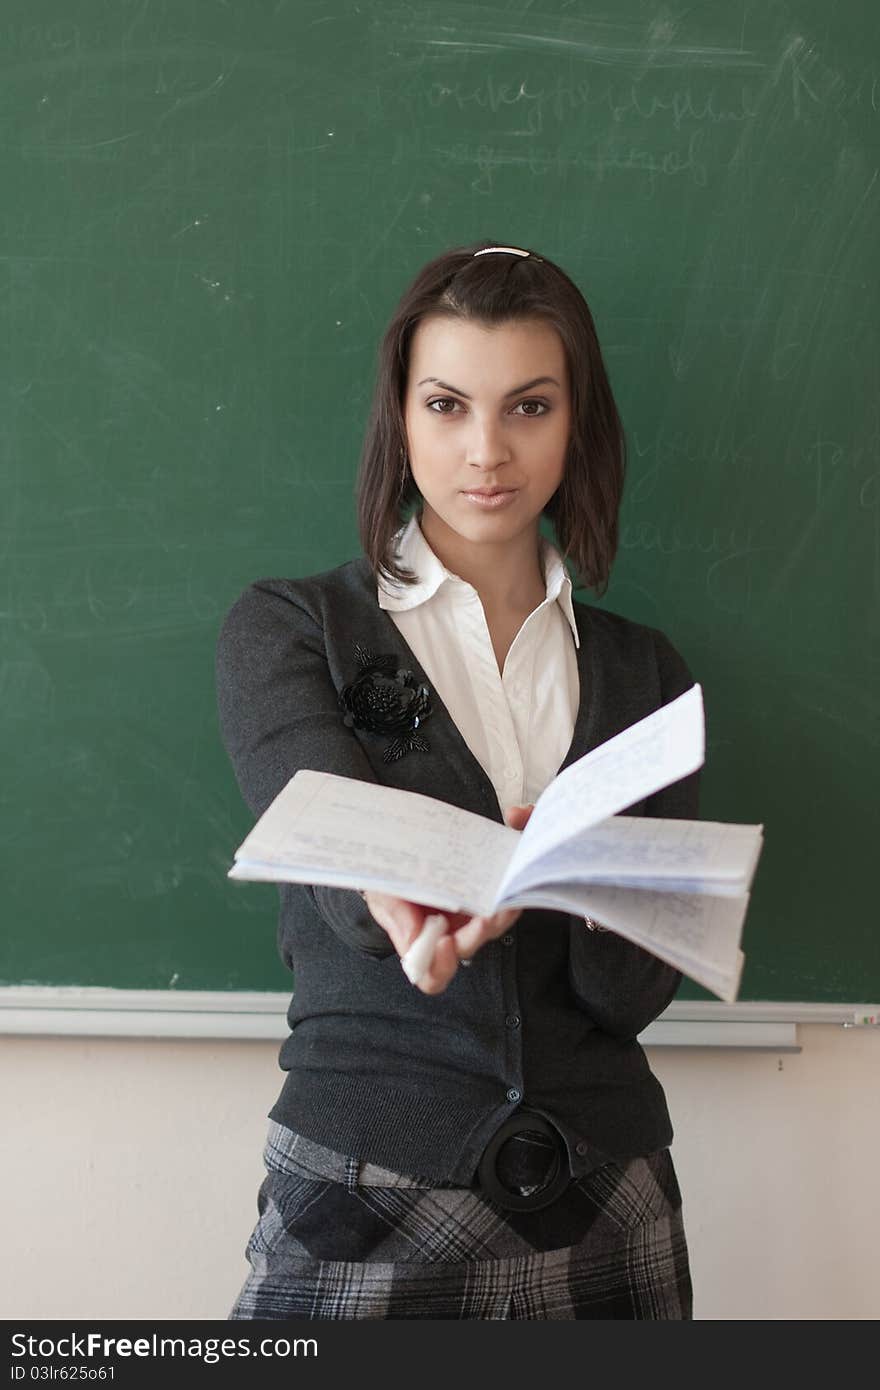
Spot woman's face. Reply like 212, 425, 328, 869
403, 315, 572, 561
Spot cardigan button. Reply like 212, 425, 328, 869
501, 934, 514, 947
505, 1014, 521, 1029
576, 1141, 589, 1157
506, 1087, 521, 1104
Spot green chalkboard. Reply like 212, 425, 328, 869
2, 0, 878, 1002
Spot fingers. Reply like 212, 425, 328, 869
362, 894, 466, 994
398, 915, 462, 995
404, 910, 519, 989
452, 908, 521, 964
400, 914, 448, 984
504, 803, 535, 832
409, 931, 461, 996
362, 892, 520, 995
362, 892, 429, 957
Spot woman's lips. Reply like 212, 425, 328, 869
461, 488, 519, 509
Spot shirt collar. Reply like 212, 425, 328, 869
377, 514, 580, 648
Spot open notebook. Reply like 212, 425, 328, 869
229, 686, 763, 1002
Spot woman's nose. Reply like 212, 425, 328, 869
465, 417, 512, 469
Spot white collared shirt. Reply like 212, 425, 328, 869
378, 516, 580, 814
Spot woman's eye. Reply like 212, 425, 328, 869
426, 397, 461, 414
514, 399, 549, 416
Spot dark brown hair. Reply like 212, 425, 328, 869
356, 238, 626, 593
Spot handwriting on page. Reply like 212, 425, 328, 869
504, 879, 745, 1002
501, 814, 762, 902
501, 684, 705, 892
579, 885, 746, 1001
237, 770, 516, 914
583, 886, 745, 968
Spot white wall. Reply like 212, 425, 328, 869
2, 1026, 877, 1321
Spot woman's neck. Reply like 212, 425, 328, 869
417, 509, 546, 616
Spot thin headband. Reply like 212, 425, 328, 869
473, 245, 531, 258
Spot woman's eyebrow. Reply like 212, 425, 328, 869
416, 375, 561, 399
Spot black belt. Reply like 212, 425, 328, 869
476, 1110, 571, 1212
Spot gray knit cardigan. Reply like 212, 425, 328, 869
215, 554, 700, 1184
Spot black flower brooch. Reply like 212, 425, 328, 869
339, 644, 433, 763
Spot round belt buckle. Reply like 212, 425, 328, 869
477, 1110, 571, 1212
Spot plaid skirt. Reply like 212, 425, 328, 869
229, 1121, 692, 1320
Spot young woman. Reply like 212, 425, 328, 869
216, 241, 699, 1320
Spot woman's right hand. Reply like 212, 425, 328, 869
361, 892, 471, 994
363, 803, 535, 995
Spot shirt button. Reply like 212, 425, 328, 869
501, 934, 514, 947
506, 1087, 521, 1104
576, 1141, 589, 1157
505, 1014, 521, 1029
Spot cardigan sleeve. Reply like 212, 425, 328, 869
215, 579, 395, 959
566, 628, 702, 1040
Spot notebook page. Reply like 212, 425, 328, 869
500, 815, 763, 901
503, 880, 747, 1002
499, 684, 705, 896
230, 769, 517, 915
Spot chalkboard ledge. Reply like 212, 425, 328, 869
2, 987, 876, 1046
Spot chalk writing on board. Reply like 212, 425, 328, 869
619, 521, 757, 561
629, 429, 756, 503
773, 35, 849, 121
2, 20, 82, 51
615, 522, 763, 615
426, 74, 761, 134
805, 438, 880, 532
434, 129, 708, 195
